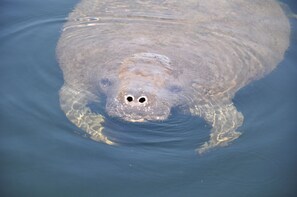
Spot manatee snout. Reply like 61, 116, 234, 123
104, 53, 180, 122
106, 88, 171, 122
124, 94, 147, 105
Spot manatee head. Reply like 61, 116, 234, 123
102, 53, 182, 122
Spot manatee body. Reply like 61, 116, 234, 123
57, 0, 290, 153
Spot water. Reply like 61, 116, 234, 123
0, 0, 296, 196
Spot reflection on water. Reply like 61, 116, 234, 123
0, 0, 296, 197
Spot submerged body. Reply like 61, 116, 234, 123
57, 0, 290, 153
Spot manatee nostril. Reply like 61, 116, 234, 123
126, 95, 134, 102
138, 96, 147, 103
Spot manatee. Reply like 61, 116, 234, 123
57, 0, 290, 153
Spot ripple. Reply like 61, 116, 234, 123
98, 102, 208, 151
0, 16, 66, 40
62, 15, 188, 31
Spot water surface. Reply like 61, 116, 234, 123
0, 0, 296, 196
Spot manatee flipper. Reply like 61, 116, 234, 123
191, 102, 244, 154
59, 84, 115, 145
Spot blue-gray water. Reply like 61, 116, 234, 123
0, 0, 296, 196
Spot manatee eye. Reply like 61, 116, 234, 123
125, 95, 134, 103
168, 85, 182, 93
138, 96, 147, 104
100, 78, 112, 87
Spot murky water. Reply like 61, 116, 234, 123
0, 0, 296, 196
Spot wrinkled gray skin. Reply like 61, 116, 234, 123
57, 0, 290, 153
